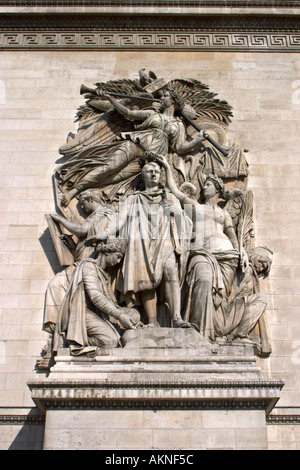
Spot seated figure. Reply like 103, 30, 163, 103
223, 246, 273, 355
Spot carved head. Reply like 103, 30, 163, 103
141, 161, 162, 188
180, 182, 198, 199
161, 88, 184, 113
204, 174, 226, 199
77, 189, 102, 213
250, 246, 273, 278
95, 239, 128, 267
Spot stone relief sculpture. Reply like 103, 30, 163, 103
38, 69, 273, 367
91, 153, 192, 329
52, 238, 140, 357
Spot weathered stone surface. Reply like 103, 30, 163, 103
1, 46, 299, 450
122, 327, 209, 349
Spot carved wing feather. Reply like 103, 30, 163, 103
93, 78, 143, 94
224, 189, 255, 253
223, 190, 245, 232
237, 190, 255, 254
168, 78, 233, 125
59, 110, 134, 156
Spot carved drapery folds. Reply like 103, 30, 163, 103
37, 70, 273, 369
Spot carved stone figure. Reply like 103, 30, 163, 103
223, 246, 273, 356
54, 73, 241, 219
91, 153, 192, 328
53, 239, 140, 357
156, 154, 242, 340
39, 69, 273, 359
56, 89, 207, 207
43, 189, 116, 335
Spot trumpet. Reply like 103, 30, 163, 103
80, 84, 228, 159
80, 84, 159, 103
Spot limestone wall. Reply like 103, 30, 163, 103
0, 50, 300, 449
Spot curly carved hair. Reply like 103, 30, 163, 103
165, 88, 185, 114
95, 238, 128, 255
77, 188, 103, 204
205, 174, 226, 199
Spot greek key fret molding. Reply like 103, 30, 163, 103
1, 32, 300, 50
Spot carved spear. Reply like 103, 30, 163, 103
80, 84, 228, 160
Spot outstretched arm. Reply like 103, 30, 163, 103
98, 90, 153, 122
50, 213, 90, 238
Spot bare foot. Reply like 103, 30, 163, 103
61, 189, 78, 207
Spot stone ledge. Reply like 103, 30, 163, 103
28, 330, 284, 416
1, 0, 300, 13
267, 414, 300, 424
28, 377, 285, 415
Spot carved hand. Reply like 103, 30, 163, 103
97, 89, 112, 101
154, 154, 169, 169
197, 129, 207, 143
119, 312, 136, 330
240, 247, 249, 273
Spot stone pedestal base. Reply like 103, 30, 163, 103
28, 329, 284, 450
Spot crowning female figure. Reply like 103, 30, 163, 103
57, 89, 205, 207
155, 154, 246, 341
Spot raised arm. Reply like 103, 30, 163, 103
154, 154, 195, 206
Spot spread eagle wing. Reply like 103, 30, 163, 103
167, 78, 234, 126
59, 109, 134, 157
59, 77, 157, 158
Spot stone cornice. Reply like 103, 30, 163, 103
1, 1, 299, 51
2, 409, 299, 425
2, 14, 300, 32
0, 0, 299, 7
267, 414, 300, 425
0, 414, 45, 425
28, 378, 284, 414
